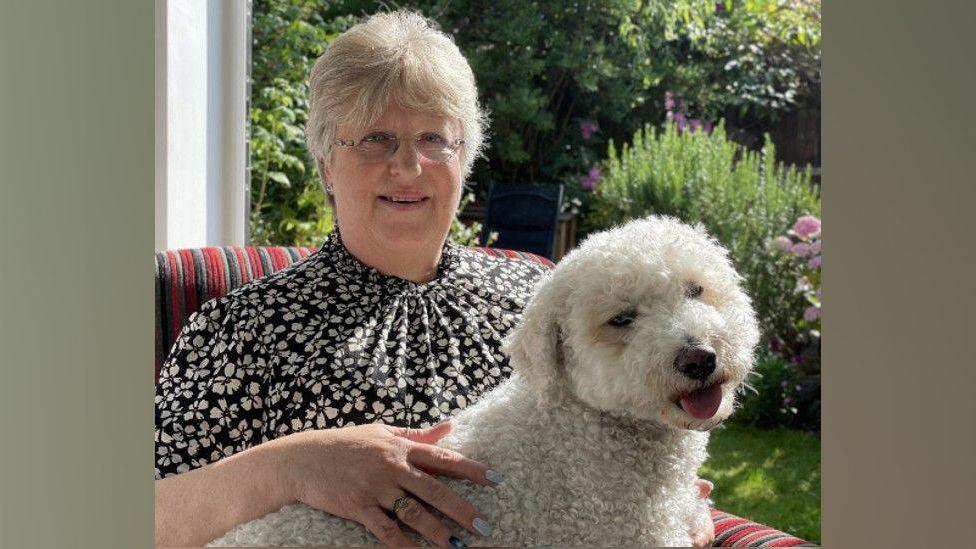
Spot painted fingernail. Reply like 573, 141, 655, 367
449, 535, 466, 548
484, 469, 505, 485
472, 517, 492, 537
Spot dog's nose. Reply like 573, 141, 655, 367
674, 347, 717, 381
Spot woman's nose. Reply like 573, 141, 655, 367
388, 139, 423, 179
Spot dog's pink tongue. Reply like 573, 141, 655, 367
679, 383, 723, 420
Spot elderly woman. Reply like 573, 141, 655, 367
155, 10, 713, 548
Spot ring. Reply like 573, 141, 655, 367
391, 495, 414, 516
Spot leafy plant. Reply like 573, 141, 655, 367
584, 121, 821, 348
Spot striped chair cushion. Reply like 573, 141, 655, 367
711, 509, 816, 547
153, 245, 813, 547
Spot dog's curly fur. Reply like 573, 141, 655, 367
209, 215, 760, 547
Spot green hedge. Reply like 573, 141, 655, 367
584, 122, 820, 346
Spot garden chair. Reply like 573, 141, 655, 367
155, 245, 815, 547
479, 183, 564, 260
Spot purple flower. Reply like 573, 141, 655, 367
804, 306, 820, 321
783, 396, 794, 405
673, 112, 687, 132
769, 336, 781, 352
664, 91, 676, 111
580, 166, 602, 190
795, 384, 802, 392
688, 119, 703, 132
579, 119, 601, 141
793, 215, 821, 239
791, 242, 811, 256
703, 121, 714, 134
807, 255, 821, 269
810, 239, 821, 254
773, 235, 793, 252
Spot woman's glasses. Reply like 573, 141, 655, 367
334, 132, 465, 164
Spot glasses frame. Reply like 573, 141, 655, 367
333, 132, 466, 164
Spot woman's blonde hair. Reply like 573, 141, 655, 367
306, 10, 488, 185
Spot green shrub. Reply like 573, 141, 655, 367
734, 348, 801, 428
585, 122, 820, 347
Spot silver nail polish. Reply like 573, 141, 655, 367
472, 517, 492, 537
484, 469, 505, 485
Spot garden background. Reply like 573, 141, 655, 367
248, 0, 821, 542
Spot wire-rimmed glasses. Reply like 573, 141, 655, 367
333, 131, 465, 164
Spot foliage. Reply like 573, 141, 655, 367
249, 0, 355, 246
584, 121, 820, 348
735, 348, 802, 428
701, 422, 820, 544
450, 192, 496, 247
249, 1, 821, 245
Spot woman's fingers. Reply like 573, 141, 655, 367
406, 443, 499, 487
358, 506, 416, 547
388, 421, 453, 444
398, 468, 488, 538
386, 494, 458, 548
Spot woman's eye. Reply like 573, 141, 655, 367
685, 282, 704, 298
419, 133, 448, 145
362, 132, 395, 143
607, 310, 637, 328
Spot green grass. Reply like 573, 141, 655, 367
701, 422, 821, 544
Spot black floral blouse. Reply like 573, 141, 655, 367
154, 232, 548, 479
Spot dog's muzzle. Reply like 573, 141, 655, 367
674, 346, 717, 381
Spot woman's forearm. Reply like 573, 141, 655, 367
154, 437, 297, 547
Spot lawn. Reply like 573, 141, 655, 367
701, 422, 821, 544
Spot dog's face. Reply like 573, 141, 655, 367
507, 216, 760, 431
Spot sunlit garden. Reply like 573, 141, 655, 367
249, 0, 821, 543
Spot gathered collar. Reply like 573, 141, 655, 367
315, 229, 461, 294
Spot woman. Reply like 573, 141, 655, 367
155, 10, 713, 548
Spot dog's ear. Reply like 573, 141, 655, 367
504, 275, 567, 397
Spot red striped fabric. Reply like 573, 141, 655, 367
711, 509, 814, 546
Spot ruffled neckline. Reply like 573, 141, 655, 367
316, 229, 461, 294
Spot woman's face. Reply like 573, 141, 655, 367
322, 104, 463, 256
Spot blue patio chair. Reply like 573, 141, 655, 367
479, 183, 564, 260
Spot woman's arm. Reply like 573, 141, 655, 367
154, 436, 295, 547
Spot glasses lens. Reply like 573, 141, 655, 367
357, 133, 397, 161
416, 133, 457, 163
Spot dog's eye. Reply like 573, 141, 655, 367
685, 282, 704, 298
607, 310, 637, 328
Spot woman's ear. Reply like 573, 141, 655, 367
316, 156, 332, 192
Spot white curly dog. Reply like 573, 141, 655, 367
210, 215, 760, 547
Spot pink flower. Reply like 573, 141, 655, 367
673, 112, 687, 132
804, 306, 820, 321
580, 166, 602, 190
810, 239, 821, 254
773, 236, 793, 252
664, 91, 676, 111
807, 255, 821, 269
793, 215, 821, 239
791, 242, 811, 256
579, 119, 600, 140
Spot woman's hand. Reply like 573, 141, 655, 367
690, 478, 716, 547
279, 421, 498, 548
